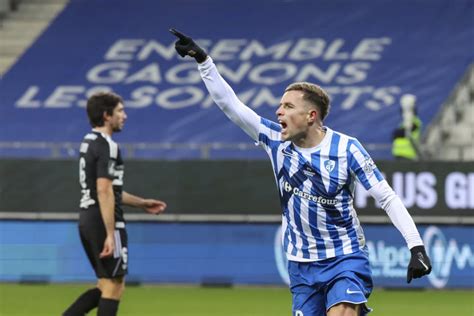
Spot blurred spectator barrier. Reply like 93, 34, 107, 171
0, 221, 472, 289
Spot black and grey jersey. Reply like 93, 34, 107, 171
78, 130, 125, 223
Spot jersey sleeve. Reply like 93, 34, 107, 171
368, 180, 424, 249
198, 57, 261, 141
257, 117, 282, 151
348, 139, 384, 190
94, 139, 115, 180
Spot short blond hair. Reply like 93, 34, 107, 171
285, 82, 331, 121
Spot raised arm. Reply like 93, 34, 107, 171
170, 28, 261, 141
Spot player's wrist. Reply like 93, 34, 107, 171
106, 228, 115, 237
194, 50, 207, 63
137, 198, 147, 208
409, 245, 426, 255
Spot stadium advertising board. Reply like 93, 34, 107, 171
0, 222, 472, 289
355, 162, 474, 217
0, 0, 472, 159
1, 160, 472, 218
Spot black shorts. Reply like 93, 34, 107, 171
79, 221, 128, 279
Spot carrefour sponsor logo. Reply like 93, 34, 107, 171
282, 181, 337, 205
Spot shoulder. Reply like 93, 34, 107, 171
85, 132, 119, 158
326, 128, 368, 162
80, 132, 102, 155
101, 135, 119, 159
260, 117, 281, 133
326, 127, 358, 149
85, 133, 107, 149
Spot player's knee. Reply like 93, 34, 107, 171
113, 278, 125, 296
98, 277, 125, 299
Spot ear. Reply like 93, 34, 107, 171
308, 109, 318, 123
102, 111, 110, 123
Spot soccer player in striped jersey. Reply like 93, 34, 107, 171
63, 92, 167, 316
171, 29, 432, 316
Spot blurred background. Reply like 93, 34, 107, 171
0, 0, 473, 315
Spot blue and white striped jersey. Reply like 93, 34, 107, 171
258, 118, 384, 261
198, 56, 423, 261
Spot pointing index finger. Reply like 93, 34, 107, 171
407, 268, 413, 283
169, 28, 186, 40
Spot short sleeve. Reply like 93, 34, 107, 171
95, 140, 115, 180
348, 139, 384, 190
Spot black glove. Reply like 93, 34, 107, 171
407, 245, 432, 283
169, 28, 207, 63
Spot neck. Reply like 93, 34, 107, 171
94, 126, 113, 137
293, 126, 326, 148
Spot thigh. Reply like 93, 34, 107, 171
79, 224, 128, 279
327, 302, 359, 316
98, 276, 126, 299
288, 261, 325, 316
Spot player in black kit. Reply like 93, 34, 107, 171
63, 92, 167, 316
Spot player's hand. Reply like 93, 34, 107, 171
407, 245, 432, 283
100, 235, 115, 258
143, 199, 167, 215
169, 28, 207, 63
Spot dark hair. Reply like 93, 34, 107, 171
285, 82, 331, 121
86, 92, 123, 127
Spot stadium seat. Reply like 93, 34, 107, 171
456, 85, 470, 105
461, 106, 474, 124
440, 105, 457, 130
425, 126, 441, 147
447, 123, 473, 146
440, 146, 461, 160
463, 146, 474, 160
0, 0, 9, 15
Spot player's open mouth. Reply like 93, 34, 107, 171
279, 120, 287, 132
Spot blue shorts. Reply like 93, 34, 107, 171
288, 249, 373, 316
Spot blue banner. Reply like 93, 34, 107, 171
0, 0, 473, 158
0, 221, 472, 289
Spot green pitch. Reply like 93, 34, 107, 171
0, 283, 472, 315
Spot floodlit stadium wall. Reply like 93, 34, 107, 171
0, 221, 472, 289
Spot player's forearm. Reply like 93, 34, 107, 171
384, 196, 423, 249
368, 181, 423, 249
97, 188, 115, 237
122, 191, 145, 208
198, 57, 260, 140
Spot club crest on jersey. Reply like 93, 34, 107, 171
324, 160, 336, 173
